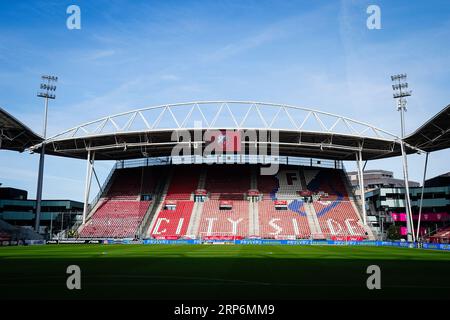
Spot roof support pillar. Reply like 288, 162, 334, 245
416, 152, 429, 240
92, 167, 103, 194
356, 150, 367, 225
82, 150, 95, 225
400, 141, 416, 242
34, 144, 46, 232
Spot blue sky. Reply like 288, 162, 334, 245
0, 0, 449, 201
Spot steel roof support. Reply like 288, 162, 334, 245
356, 149, 367, 225
416, 152, 429, 240
400, 140, 416, 242
34, 144, 46, 232
27, 102, 427, 162
40, 101, 401, 143
82, 150, 95, 225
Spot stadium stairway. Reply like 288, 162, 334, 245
303, 202, 323, 239
248, 167, 259, 236
137, 173, 168, 238
251, 200, 260, 236
248, 201, 255, 237
186, 201, 204, 237
144, 168, 174, 237
185, 168, 207, 237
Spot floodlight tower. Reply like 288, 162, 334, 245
391, 74, 411, 137
391, 73, 415, 242
34, 75, 57, 232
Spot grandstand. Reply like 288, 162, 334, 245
76, 161, 372, 240
0, 219, 42, 242
15, 101, 449, 242
427, 226, 450, 243
79, 200, 150, 238
79, 166, 163, 238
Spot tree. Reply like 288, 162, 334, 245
387, 224, 401, 240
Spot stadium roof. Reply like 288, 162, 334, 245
0, 107, 43, 152
29, 101, 421, 161
404, 104, 450, 152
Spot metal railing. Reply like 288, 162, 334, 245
115, 155, 342, 170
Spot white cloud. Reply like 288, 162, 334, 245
82, 49, 116, 61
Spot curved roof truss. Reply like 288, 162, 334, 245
30, 101, 420, 161
47, 101, 399, 141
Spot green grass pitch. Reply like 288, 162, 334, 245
1, 244, 449, 300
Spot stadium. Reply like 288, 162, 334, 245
1, 1, 450, 306
1, 101, 449, 300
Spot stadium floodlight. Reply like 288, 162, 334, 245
391, 73, 415, 242
393, 91, 411, 99
42, 75, 58, 81
392, 83, 408, 91
37, 77, 57, 100
391, 73, 411, 133
34, 74, 58, 233
391, 73, 407, 81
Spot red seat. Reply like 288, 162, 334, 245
205, 166, 250, 200
165, 167, 200, 200
313, 201, 366, 238
197, 200, 249, 237
107, 167, 160, 200
80, 200, 151, 238
151, 201, 194, 237
258, 200, 310, 238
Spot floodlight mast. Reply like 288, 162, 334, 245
391, 74, 411, 136
391, 73, 415, 242
34, 75, 57, 233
